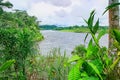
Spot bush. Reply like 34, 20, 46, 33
0, 27, 40, 79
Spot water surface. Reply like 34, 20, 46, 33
39, 30, 108, 56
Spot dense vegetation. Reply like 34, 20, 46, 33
68, 10, 120, 80
0, 0, 120, 80
0, 0, 43, 79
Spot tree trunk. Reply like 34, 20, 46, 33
109, 0, 119, 51
108, 0, 120, 80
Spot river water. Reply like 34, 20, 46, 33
39, 30, 108, 56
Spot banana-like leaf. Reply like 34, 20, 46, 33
103, 3, 120, 15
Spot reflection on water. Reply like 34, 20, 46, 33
39, 30, 108, 56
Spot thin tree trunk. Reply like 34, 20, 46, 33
108, 0, 119, 80
109, 0, 119, 51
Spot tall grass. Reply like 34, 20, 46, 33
26, 48, 71, 80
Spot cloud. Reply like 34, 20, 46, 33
35, 0, 72, 7
9, 0, 108, 26
9, 0, 30, 10
55, 10, 68, 17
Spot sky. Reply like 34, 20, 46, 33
9, 0, 108, 26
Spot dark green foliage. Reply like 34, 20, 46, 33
68, 9, 120, 80
40, 25, 58, 30
72, 45, 86, 57
0, 28, 38, 79
0, 60, 15, 72
68, 10, 112, 80
113, 29, 120, 43
0, 0, 13, 15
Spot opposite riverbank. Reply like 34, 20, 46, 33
40, 25, 108, 33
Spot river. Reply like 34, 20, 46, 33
39, 30, 108, 56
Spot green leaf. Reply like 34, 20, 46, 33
84, 33, 88, 43
86, 39, 99, 59
90, 59, 103, 73
110, 57, 120, 72
79, 76, 99, 80
88, 10, 95, 31
0, 60, 15, 72
97, 29, 106, 43
68, 55, 81, 63
68, 64, 81, 80
87, 62, 103, 80
113, 29, 120, 43
93, 19, 99, 34
103, 3, 120, 15
86, 39, 93, 58
0, 8, 3, 15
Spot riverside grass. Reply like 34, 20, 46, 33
26, 48, 71, 80
59, 27, 108, 33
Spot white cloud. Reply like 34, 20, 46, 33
9, 0, 108, 26
32, 0, 72, 7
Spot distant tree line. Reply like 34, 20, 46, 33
40, 25, 108, 30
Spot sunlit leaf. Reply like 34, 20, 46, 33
68, 64, 81, 80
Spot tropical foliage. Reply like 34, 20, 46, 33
0, 1, 43, 79
0, 0, 120, 80
68, 10, 120, 80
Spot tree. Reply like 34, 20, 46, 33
0, 0, 13, 14
108, 0, 120, 79
109, 0, 119, 53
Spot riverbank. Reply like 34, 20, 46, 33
40, 25, 108, 33
58, 27, 108, 33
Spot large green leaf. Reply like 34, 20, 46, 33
68, 60, 83, 80
86, 39, 99, 59
68, 65, 81, 80
87, 62, 103, 80
0, 60, 15, 72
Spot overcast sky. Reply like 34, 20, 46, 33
9, 0, 108, 26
